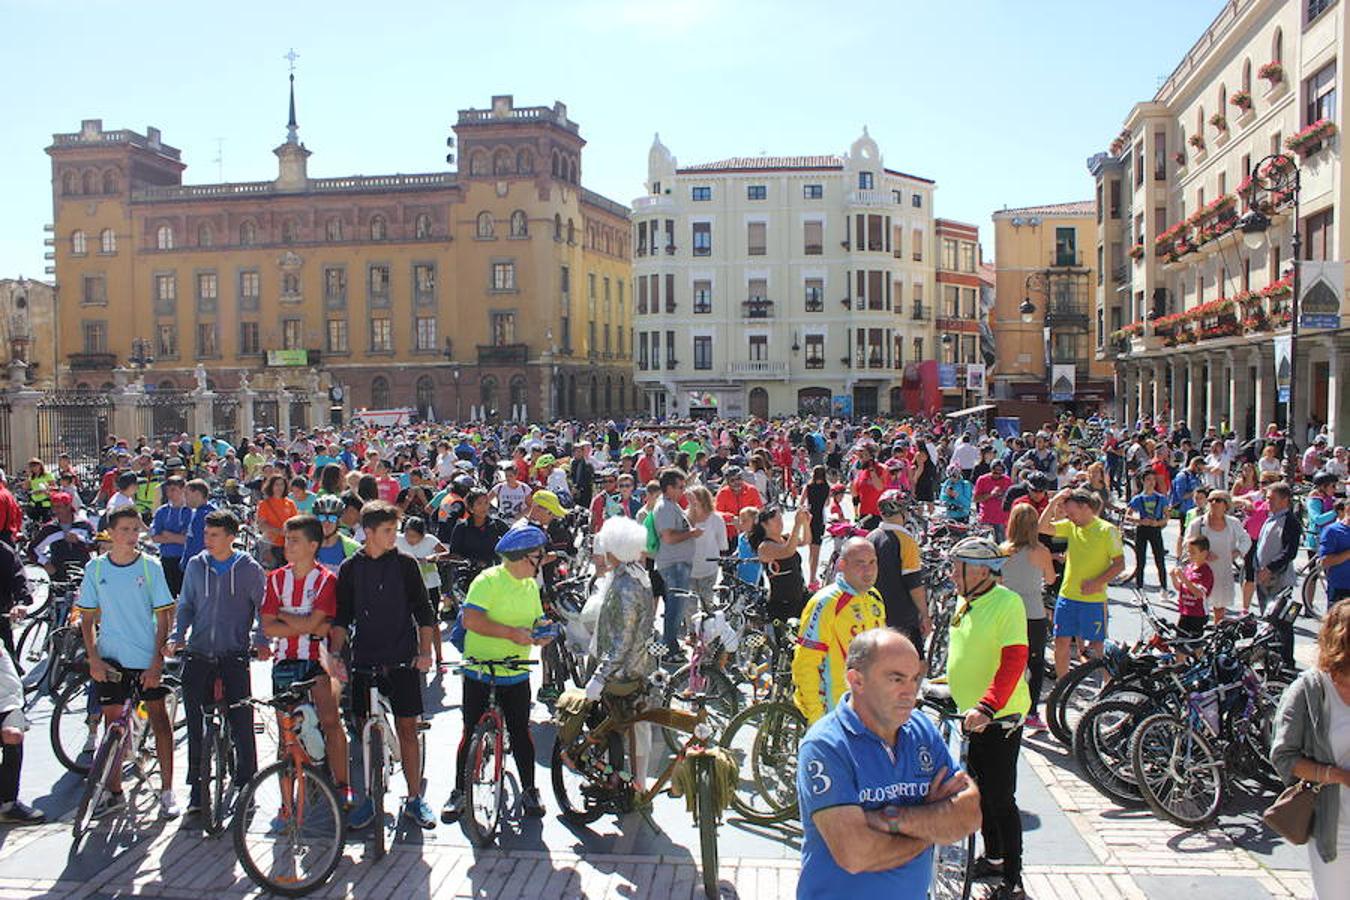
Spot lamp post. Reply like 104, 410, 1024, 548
128, 337, 154, 370
1236, 152, 1301, 480
1022, 273, 1047, 401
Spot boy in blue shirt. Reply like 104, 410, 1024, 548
182, 479, 216, 562
149, 477, 193, 596
1126, 469, 1170, 592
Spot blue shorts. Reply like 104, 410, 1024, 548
1053, 597, 1106, 642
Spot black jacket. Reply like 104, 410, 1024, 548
334, 548, 434, 666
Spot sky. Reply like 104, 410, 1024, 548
0, 0, 1227, 279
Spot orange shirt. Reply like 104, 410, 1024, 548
259, 496, 299, 546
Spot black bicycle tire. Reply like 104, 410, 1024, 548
1129, 712, 1225, 829
721, 701, 802, 824
1071, 697, 1149, 808
51, 678, 96, 775
369, 727, 386, 860
550, 728, 622, 825
661, 665, 740, 753
16, 616, 49, 676
1302, 562, 1324, 618
232, 760, 344, 897
1046, 656, 1110, 746
201, 721, 221, 835
73, 724, 120, 840
463, 719, 503, 848
694, 758, 720, 900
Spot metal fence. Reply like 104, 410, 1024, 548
37, 392, 112, 471
213, 394, 239, 446
139, 390, 196, 445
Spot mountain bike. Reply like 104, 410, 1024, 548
918, 681, 976, 900
352, 662, 427, 860
232, 677, 344, 897
459, 657, 539, 847
184, 650, 249, 837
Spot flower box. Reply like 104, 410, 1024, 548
1241, 314, 1270, 334
1209, 113, 1229, 131
1257, 61, 1283, 82
1188, 134, 1206, 150
1230, 90, 1252, 111
1286, 119, 1337, 156
1128, 243, 1145, 260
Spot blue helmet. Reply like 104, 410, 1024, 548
495, 524, 549, 558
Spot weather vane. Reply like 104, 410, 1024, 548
284, 48, 300, 73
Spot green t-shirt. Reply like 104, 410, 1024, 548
462, 564, 542, 683
242, 452, 265, 478
679, 439, 703, 460
946, 584, 1031, 720
1053, 517, 1124, 603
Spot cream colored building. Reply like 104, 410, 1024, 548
632, 130, 937, 419
1099, 0, 1348, 441
0, 278, 57, 388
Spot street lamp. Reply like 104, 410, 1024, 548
1235, 152, 1301, 480
128, 337, 154, 369
1019, 297, 1037, 324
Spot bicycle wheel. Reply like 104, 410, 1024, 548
52, 678, 101, 775
463, 719, 503, 848
1046, 656, 1109, 746
201, 720, 235, 837
73, 725, 121, 840
1302, 562, 1326, 619
233, 760, 344, 897
15, 616, 50, 675
1110, 540, 1137, 586
368, 728, 386, 860
693, 757, 721, 900
661, 665, 740, 753
925, 714, 974, 900
720, 701, 804, 824
1071, 698, 1149, 808
1130, 713, 1225, 828
550, 727, 624, 825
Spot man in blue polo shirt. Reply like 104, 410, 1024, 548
1319, 499, 1350, 607
796, 628, 982, 899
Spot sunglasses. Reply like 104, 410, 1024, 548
316, 514, 339, 523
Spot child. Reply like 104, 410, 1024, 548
826, 484, 848, 526
290, 476, 315, 515
1171, 535, 1214, 638
735, 506, 763, 586
396, 517, 449, 671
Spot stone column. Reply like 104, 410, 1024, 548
277, 391, 292, 438
1118, 365, 1133, 424
1187, 356, 1204, 433
1328, 338, 1348, 446
7, 386, 41, 469
1151, 362, 1166, 423
310, 391, 328, 431
193, 390, 214, 438
1291, 338, 1314, 445
1253, 344, 1275, 436
1205, 353, 1222, 434
1168, 359, 1183, 427
238, 389, 255, 439
111, 380, 144, 443
1136, 365, 1149, 425
1225, 350, 1245, 437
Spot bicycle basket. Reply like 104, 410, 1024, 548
554, 689, 593, 745
668, 747, 739, 815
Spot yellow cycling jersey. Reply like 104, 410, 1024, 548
791, 579, 887, 724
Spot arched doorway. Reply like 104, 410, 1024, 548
415, 376, 435, 419
480, 377, 498, 419
567, 375, 577, 417
889, 386, 904, 415
553, 373, 565, 419
509, 376, 527, 419
371, 376, 390, 409
748, 387, 769, 420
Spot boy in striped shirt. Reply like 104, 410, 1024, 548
260, 514, 351, 806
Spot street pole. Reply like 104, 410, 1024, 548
1286, 195, 1302, 482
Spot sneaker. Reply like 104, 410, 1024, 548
521, 787, 545, 818
971, 857, 1004, 881
978, 883, 1026, 900
440, 789, 465, 824
404, 795, 436, 830
92, 791, 124, 818
184, 786, 202, 816
536, 684, 561, 705
347, 797, 375, 830
1024, 714, 1049, 733
159, 790, 181, 820
0, 801, 45, 825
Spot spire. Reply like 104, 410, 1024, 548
284, 48, 300, 144
274, 48, 310, 192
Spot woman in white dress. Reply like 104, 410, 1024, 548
1184, 490, 1250, 623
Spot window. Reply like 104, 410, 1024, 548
693, 280, 712, 314
238, 220, 257, 246
1242, 59, 1252, 95
193, 223, 211, 247
324, 267, 346, 308
239, 270, 260, 311
490, 311, 516, 345
476, 211, 495, 238
517, 148, 532, 173
281, 219, 298, 243
911, 193, 923, 208
747, 222, 766, 256
196, 322, 218, 357
1306, 61, 1336, 125
805, 278, 824, 312
692, 222, 711, 256
804, 220, 823, 255
911, 229, 923, 261
102, 170, 118, 193
82, 320, 107, 353
156, 225, 174, 250
1054, 227, 1077, 266
748, 335, 768, 361
238, 321, 259, 355
650, 330, 661, 369
893, 190, 903, 204
747, 185, 766, 200
693, 335, 712, 370
371, 376, 390, 409
858, 172, 874, 190
665, 273, 675, 313
414, 263, 435, 305
369, 216, 387, 241
157, 324, 178, 358
912, 337, 924, 362
638, 332, 648, 369
282, 273, 300, 296
509, 210, 527, 237
691, 186, 711, 201
326, 319, 348, 353
369, 318, 392, 352
804, 184, 823, 199
99, 228, 116, 254
944, 285, 960, 317
960, 242, 977, 272
71, 230, 87, 255
196, 273, 217, 312
1308, 0, 1332, 23
804, 334, 825, 369
415, 317, 437, 351
152, 273, 175, 314
368, 265, 390, 306
491, 261, 516, 291
941, 238, 958, 270
1304, 208, 1335, 261
1274, 27, 1283, 64
414, 214, 432, 239
666, 331, 675, 367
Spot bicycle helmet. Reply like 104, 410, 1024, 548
950, 536, 1006, 572
1313, 470, 1338, 488
878, 489, 907, 519
494, 524, 549, 559
451, 474, 476, 495
312, 494, 344, 517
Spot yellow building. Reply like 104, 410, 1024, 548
991, 202, 1112, 409
0, 279, 57, 389
46, 91, 632, 422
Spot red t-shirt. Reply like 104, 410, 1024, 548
851, 469, 884, 517
262, 564, 338, 662
636, 454, 659, 486
974, 473, 1012, 526
1177, 561, 1213, 618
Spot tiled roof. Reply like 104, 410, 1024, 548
994, 200, 1095, 217
679, 155, 844, 172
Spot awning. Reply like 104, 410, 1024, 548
945, 403, 996, 420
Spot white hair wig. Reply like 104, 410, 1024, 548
597, 516, 647, 564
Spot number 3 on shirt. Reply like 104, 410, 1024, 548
807, 759, 832, 795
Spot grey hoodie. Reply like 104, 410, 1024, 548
171, 550, 267, 656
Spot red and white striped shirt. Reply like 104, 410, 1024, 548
262, 564, 338, 662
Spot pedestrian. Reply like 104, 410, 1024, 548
1000, 504, 1056, 732
1318, 500, 1350, 608
1039, 489, 1126, 679
1256, 482, 1302, 663
651, 468, 701, 658
751, 505, 811, 623
1126, 470, 1169, 593
1184, 491, 1250, 624
974, 460, 1012, 543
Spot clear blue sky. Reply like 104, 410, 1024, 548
0, 0, 1225, 278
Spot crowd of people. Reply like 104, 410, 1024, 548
0, 408, 1341, 898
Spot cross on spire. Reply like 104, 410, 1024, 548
284, 48, 300, 144
284, 48, 300, 73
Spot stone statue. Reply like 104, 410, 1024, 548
306, 369, 320, 394
194, 363, 208, 392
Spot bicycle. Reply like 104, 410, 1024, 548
351, 662, 427, 860
551, 686, 732, 900
232, 677, 344, 897
71, 668, 179, 841
183, 650, 249, 837
458, 657, 540, 847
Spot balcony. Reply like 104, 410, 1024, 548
477, 343, 528, 365
728, 360, 788, 379
68, 352, 117, 370
1112, 265, 1129, 285
1045, 301, 1090, 330
911, 303, 930, 321
632, 195, 675, 213
1048, 251, 1087, 270
742, 298, 774, 319
846, 190, 890, 207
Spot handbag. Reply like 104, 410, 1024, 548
1263, 780, 1321, 845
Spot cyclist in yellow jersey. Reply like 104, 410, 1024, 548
945, 535, 1030, 899
792, 537, 887, 724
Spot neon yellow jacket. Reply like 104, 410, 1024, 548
791, 579, 886, 724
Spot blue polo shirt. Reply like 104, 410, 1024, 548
149, 503, 194, 559
1320, 521, 1350, 592
796, 692, 957, 899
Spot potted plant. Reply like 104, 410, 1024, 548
1230, 89, 1253, 111
1128, 243, 1145, 260
1209, 112, 1228, 131
1285, 119, 1338, 156
1188, 133, 1206, 151
1257, 61, 1284, 83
